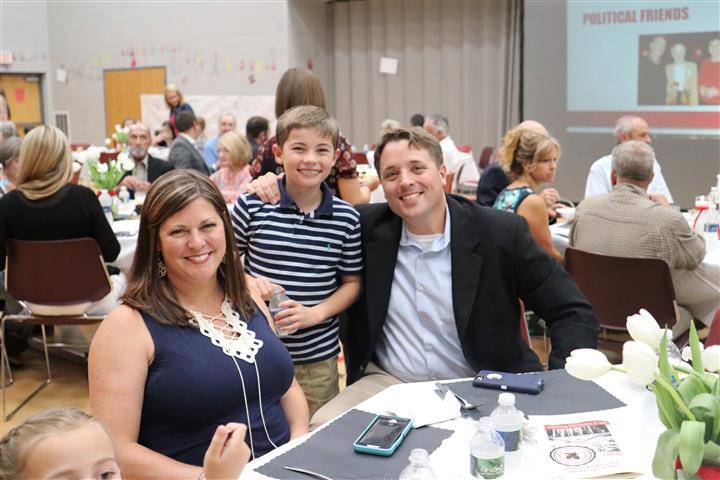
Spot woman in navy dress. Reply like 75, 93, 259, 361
89, 170, 309, 479
164, 84, 193, 137
493, 126, 564, 263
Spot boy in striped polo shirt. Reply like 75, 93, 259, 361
231, 106, 362, 415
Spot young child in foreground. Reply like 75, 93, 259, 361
232, 105, 362, 416
0, 407, 249, 480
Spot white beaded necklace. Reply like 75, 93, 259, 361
188, 297, 263, 364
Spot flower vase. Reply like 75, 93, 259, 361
676, 459, 720, 480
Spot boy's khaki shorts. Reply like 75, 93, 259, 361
294, 355, 340, 417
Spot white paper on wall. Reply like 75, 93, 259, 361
379, 57, 398, 75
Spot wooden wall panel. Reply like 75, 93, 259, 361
103, 67, 165, 138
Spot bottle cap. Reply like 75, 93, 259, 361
477, 417, 493, 431
498, 392, 516, 406
408, 448, 429, 463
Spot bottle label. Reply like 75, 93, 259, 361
704, 223, 719, 233
497, 429, 522, 451
470, 454, 504, 479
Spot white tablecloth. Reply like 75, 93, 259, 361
110, 219, 140, 275
240, 371, 663, 479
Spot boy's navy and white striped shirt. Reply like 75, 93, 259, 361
231, 178, 362, 365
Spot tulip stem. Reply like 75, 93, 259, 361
653, 374, 696, 421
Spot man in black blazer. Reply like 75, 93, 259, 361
311, 127, 598, 427
119, 123, 173, 192
168, 110, 211, 175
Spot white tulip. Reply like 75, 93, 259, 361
105, 138, 113, 147
622, 341, 658, 386
72, 161, 82, 173
118, 152, 135, 171
565, 349, 612, 381
96, 162, 108, 173
626, 309, 662, 350
701, 345, 720, 373
122, 126, 130, 135
680, 344, 703, 362
115, 124, 122, 133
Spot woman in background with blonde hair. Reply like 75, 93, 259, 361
210, 131, 253, 203
0, 126, 122, 345
493, 127, 564, 263
164, 84, 193, 136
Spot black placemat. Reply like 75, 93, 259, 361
256, 409, 453, 480
445, 369, 625, 416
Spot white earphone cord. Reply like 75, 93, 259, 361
231, 356, 279, 460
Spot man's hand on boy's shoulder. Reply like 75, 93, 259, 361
274, 300, 324, 331
245, 172, 283, 204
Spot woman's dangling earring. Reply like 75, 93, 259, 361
157, 257, 167, 278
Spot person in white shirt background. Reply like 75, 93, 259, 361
423, 113, 480, 189
584, 115, 673, 203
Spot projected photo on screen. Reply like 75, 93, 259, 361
567, 1, 720, 136
638, 32, 720, 106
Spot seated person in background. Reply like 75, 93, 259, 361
232, 106, 362, 417
118, 123, 173, 193
0, 136, 21, 194
571, 141, 711, 336
0, 126, 122, 316
203, 113, 237, 169
249, 67, 374, 205
168, 111, 211, 175
585, 115, 673, 202
493, 127, 564, 263
246, 115, 269, 158
153, 121, 174, 147
89, 170, 308, 478
476, 120, 563, 215
0, 120, 18, 142
423, 113, 480, 187
0, 407, 250, 479
310, 127, 598, 428
210, 131, 253, 203
409, 113, 424, 128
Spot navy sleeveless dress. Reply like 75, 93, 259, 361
137, 305, 294, 464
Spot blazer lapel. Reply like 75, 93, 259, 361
448, 196, 483, 337
365, 213, 402, 341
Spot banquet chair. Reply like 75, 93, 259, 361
477, 146, 494, 171
351, 152, 368, 165
705, 308, 720, 347
0, 238, 112, 420
564, 247, 688, 357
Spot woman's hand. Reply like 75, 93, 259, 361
247, 275, 284, 302
203, 423, 251, 480
245, 172, 282, 204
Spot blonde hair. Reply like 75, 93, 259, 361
497, 127, 560, 177
218, 131, 252, 169
0, 408, 112, 479
164, 84, 184, 109
15, 125, 72, 200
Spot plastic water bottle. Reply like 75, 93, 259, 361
118, 186, 131, 204
399, 448, 437, 479
268, 287, 295, 337
470, 417, 505, 479
490, 393, 524, 453
98, 189, 113, 224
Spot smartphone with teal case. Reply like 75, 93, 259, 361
353, 415, 413, 456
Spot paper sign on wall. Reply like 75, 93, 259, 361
379, 57, 398, 75
0, 52, 13, 65
56, 68, 68, 83
14, 88, 26, 103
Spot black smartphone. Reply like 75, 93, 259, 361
473, 370, 544, 394
353, 415, 413, 456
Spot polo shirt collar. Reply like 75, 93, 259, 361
278, 176, 334, 216
399, 205, 451, 251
